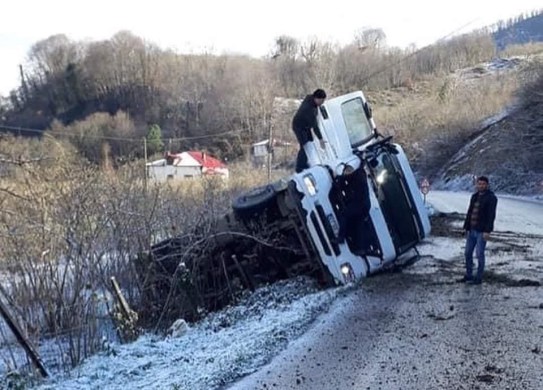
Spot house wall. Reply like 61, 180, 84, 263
253, 144, 268, 158
147, 165, 202, 181
202, 167, 229, 179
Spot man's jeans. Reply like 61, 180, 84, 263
464, 230, 487, 281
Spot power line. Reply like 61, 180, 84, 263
0, 124, 141, 141
0, 124, 247, 142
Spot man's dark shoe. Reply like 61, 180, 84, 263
469, 279, 482, 285
457, 276, 473, 283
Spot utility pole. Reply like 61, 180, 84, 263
143, 137, 148, 190
267, 123, 273, 183
267, 98, 279, 183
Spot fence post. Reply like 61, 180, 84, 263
110, 277, 139, 342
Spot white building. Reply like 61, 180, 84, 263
251, 139, 292, 166
146, 151, 229, 182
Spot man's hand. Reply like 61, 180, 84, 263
483, 232, 491, 241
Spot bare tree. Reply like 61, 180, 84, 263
354, 27, 387, 50
26, 34, 79, 84
300, 38, 338, 92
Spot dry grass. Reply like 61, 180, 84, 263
372, 66, 521, 176
144, 161, 290, 202
500, 42, 543, 57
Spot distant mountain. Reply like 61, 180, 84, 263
494, 10, 543, 50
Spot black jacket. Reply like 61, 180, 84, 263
463, 190, 498, 233
336, 166, 371, 217
292, 95, 322, 145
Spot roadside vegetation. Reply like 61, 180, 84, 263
0, 135, 285, 380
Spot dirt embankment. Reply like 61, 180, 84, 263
435, 58, 543, 196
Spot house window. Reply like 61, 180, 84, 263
167, 174, 174, 180
184, 175, 193, 179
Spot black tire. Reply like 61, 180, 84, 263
232, 184, 277, 219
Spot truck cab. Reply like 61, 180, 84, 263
267, 91, 431, 284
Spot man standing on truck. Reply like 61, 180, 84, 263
461, 176, 498, 285
292, 89, 327, 173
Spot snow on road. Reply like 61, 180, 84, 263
26, 191, 543, 390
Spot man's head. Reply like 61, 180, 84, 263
312, 89, 326, 106
476, 176, 489, 193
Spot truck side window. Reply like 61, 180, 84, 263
341, 98, 373, 147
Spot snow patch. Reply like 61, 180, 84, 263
34, 277, 345, 390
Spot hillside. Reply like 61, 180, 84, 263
0, 28, 498, 164
494, 10, 543, 50
436, 57, 543, 195
1, 28, 542, 194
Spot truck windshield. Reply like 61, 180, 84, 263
341, 98, 373, 147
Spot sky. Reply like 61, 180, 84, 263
0, 0, 541, 97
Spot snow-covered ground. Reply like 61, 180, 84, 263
10, 191, 543, 390
28, 278, 348, 390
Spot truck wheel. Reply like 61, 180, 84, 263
232, 184, 277, 219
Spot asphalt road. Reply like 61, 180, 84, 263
230, 191, 543, 390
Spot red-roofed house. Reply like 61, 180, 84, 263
146, 151, 229, 181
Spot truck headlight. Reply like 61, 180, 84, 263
376, 170, 387, 184
303, 174, 317, 196
340, 263, 355, 283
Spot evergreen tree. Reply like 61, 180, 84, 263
146, 124, 164, 155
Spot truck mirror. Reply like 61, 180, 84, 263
364, 102, 373, 119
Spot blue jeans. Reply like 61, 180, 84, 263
464, 230, 487, 281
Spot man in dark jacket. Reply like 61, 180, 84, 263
461, 176, 498, 284
334, 159, 375, 255
292, 89, 326, 173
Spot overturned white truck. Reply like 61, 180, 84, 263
141, 91, 430, 318
232, 91, 430, 283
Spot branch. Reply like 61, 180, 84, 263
0, 187, 31, 202
153, 230, 292, 331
